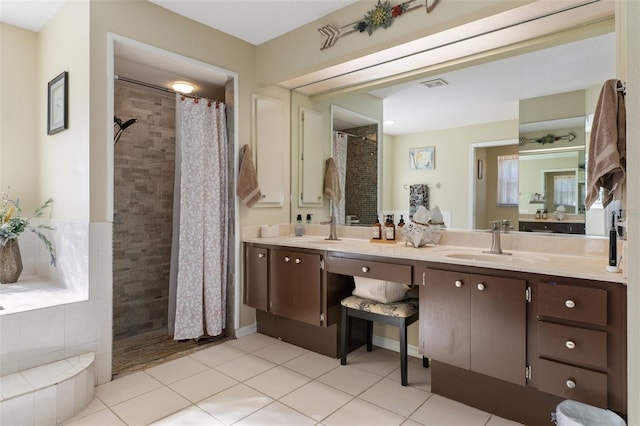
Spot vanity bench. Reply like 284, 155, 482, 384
243, 234, 627, 425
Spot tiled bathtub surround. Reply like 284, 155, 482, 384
0, 353, 95, 425
1, 218, 89, 315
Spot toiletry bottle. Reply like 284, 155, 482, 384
385, 215, 396, 241
306, 214, 312, 224
295, 214, 304, 236
372, 215, 382, 240
397, 215, 405, 228
542, 209, 548, 219
608, 211, 617, 269
535, 209, 541, 219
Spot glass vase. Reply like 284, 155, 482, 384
0, 239, 23, 284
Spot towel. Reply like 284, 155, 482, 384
323, 157, 341, 204
586, 79, 626, 209
236, 144, 262, 207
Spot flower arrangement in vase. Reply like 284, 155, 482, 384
0, 193, 56, 284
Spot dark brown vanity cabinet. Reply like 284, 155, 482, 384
244, 244, 323, 326
269, 248, 323, 326
419, 267, 527, 386
536, 281, 626, 412
519, 220, 585, 234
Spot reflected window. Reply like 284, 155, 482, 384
497, 154, 519, 206
554, 175, 577, 206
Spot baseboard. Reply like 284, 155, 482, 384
235, 322, 257, 339
372, 335, 421, 358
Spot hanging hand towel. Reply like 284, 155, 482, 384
323, 157, 341, 204
586, 79, 626, 209
236, 144, 262, 207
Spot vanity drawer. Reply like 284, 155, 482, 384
328, 256, 412, 283
538, 358, 607, 408
537, 282, 607, 327
538, 321, 607, 368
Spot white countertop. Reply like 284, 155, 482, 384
243, 234, 626, 284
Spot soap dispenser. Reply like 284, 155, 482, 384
295, 214, 304, 236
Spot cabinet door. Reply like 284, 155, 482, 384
270, 249, 322, 326
421, 268, 471, 370
244, 246, 268, 311
470, 273, 526, 386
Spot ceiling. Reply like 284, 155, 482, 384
1, 1, 616, 135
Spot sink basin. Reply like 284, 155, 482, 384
435, 249, 549, 264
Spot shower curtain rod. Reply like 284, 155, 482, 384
115, 75, 221, 104
336, 130, 377, 143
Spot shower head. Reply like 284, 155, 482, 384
114, 116, 122, 127
121, 118, 137, 130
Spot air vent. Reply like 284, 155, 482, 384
419, 78, 448, 88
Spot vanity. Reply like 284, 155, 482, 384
243, 231, 627, 425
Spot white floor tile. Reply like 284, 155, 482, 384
197, 383, 272, 425
280, 380, 353, 422
189, 343, 246, 368
387, 357, 432, 392
317, 364, 383, 396
400, 419, 424, 426
66, 396, 107, 421
347, 347, 402, 376
252, 341, 308, 364
96, 371, 163, 406
110, 386, 191, 426
62, 408, 126, 426
145, 356, 209, 385
360, 377, 431, 417
214, 353, 276, 381
226, 333, 279, 353
281, 351, 340, 379
151, 405, 225, 426
244, 366, 310, 399
486, 415, 525, 425
169, 368, 238, 403
323, 398, 405, 426
409, 394, 491, 426
235, 401, 316, 426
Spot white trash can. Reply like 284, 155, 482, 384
553, 400, 626, 426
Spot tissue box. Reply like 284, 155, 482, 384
260, 225, 279, 238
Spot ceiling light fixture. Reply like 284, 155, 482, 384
170, 81, 195, 94
384, 120, 395, 125
419, 78, 448, 88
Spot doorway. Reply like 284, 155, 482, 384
109, 34, 239, 377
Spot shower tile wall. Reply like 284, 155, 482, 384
344, 124, 378, 225
113, 82, 175, 340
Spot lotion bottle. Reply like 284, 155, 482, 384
372, 215, 382, 240
384, 215, 396, 241
295, 214, 304, 236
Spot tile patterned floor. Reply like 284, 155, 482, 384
64, 333, 523, 426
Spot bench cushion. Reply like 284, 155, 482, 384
341, 295, 419, 318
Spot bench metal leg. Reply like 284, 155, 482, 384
400, 318, 408, 386
340, 305, 349, 365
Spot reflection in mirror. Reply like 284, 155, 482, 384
331, 106, 380, 226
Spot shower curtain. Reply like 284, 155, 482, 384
332, 131, 348, 224
169, 96, 228, 340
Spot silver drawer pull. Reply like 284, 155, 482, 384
284, 256, 291, 263
566, 379, 576, 389
477, 283, 485, 291
565, 299, 576, 309
258, 253, 265, 258
295, 258, 302, 264
565, 340, 576, 349
455, 280, 463, 288
362, 266, 369, 273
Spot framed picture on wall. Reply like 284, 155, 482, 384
409, 147, 435, 170
48, 71, 68, 135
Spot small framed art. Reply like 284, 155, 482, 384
48, 71, 68, 135
409, 147, 435, 170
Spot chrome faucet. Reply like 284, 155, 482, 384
484, 220, 511, 255
321, 216, 340, 241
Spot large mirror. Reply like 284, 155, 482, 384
295, 26, 616, 237
330, 106, 380, 226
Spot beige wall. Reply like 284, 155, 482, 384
385, 119, 518, 229
0, 24, 38, 213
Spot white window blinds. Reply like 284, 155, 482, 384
497, 154, 519, 206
